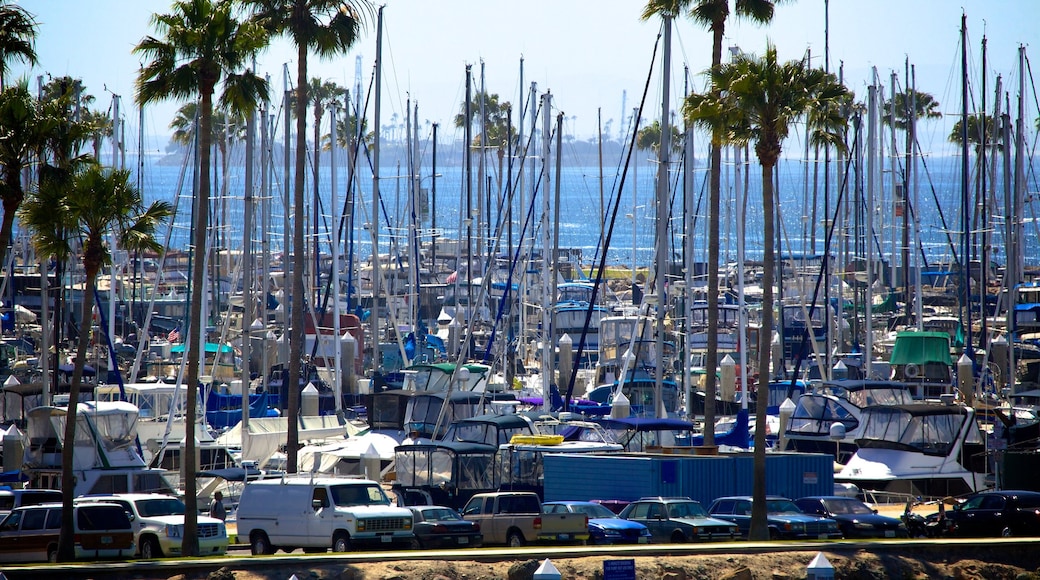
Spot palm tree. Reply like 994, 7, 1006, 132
81, 108, 114, 161
21, 163, 171, 561
0, 81, 40, 271
0, 1, 37, 90
883, 89, 941, 130
241, 0, 373, 474
644, 0, 786, 447
636, 120, 683, 155
684, 44, 849, 540
134, 0, 267, 555
454, 90, 516, 213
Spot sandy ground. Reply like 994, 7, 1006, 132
168, 547, 1040, 580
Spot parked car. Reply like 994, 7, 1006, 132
408, 506, 482, 549
943, 489, 1040, 537
0, 488, 62, 518
794, 496, 908, 539
543, 501, 652, 545
0, 502, 135, 563
707, 496, 842, 540
76, 493, 228, 558
617, 497, 740, 543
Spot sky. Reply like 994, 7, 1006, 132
11, 0, 1040, 153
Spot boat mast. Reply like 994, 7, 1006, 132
330, 98, 342, 413
653, 14, 672, 418
866, 80, 877, 377
371, 6, 383, 360
960, 14, 974, 358
540, 91, 552, 413
242, 72, 256, 443
911, 65, 923, 329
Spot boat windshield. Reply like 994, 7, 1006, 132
856, 407, 968, 457
788, 395, 857, 435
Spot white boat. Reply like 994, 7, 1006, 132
836, 400, 990, 500
22, 401, 178, 497
783, 379, 915, 463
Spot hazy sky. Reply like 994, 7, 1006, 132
13, 0, 1039, 153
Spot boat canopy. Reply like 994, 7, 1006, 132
889, 331, 953, 366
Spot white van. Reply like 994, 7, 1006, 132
236, 476, 413, 554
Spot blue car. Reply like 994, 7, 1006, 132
708, 496, 842, 540
542, 501, 652, 544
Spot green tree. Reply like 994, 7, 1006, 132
636, 119, 683, 155
241, 0, 373, 473
0, 1, 37, 90
684, 44, 849, 540
21, 163, 171, 561
454, 90, 516, 209
882, 89, 941, 130
644, 0, 786, 447
81, 108, 113, 161
134, 0, 267, 555
0, 81, 40, 271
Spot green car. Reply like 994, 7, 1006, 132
619, 497, 740, 543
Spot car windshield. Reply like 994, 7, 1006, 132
330, 484, 391, 507
136, 498, 186, 517
669, 501, 709, 518
765, 500, 802, 514
822, 499, 873, 515
568, 503, 617, 519
419, 508, 461, 521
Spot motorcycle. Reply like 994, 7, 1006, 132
901, 499, 949, 538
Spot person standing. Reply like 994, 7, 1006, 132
209, 491, 226, 521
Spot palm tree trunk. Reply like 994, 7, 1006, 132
57, 267, 98, 561
703, 22, 725, 447
0, 170, 23, 272
749, 159, 775, 542
287, 44, 308, 474
180, 86, 214, 558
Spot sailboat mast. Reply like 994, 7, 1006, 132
330, 99, 342, 413
242, 80, 256, 438
654, 14, 672, 418
960, 14, 974, 356
540, 91, 552, 412
866, 81, 877, 377
371, 6, 384, 358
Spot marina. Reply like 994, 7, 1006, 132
0, 0, 1038, 568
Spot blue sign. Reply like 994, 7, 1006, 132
603, 559, 636, 580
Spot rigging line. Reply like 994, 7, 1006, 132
564, 31, 663, 408
786, 119, 860, 386
480, 101, 547, 363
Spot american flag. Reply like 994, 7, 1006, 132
167, 328, 181, 343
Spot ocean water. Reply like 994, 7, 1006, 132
129, 150, 1037, 273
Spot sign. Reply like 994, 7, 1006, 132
603, 559, 636, 580
803, 471, 818, 485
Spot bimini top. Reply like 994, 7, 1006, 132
889, 331, 952, 366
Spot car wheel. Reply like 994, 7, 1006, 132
47, 545, 58, 563
671, 530, 687, 544
141, 537, 163, 559
768, 528, 779, 540
333, 532, 351, 552
409, 537, 422, 550
507, 531, 525, 548
1001, 527, 1013, 537
251, 531, 275, 555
